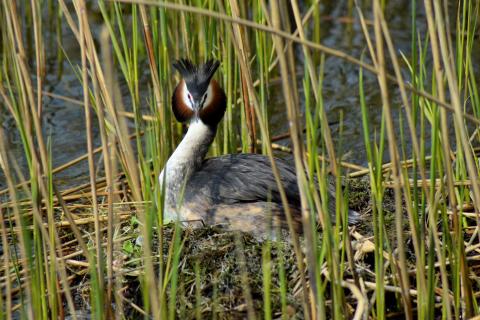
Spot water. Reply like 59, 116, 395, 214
1, 1, 479, 191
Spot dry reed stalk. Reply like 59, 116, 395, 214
64, 7, 156, 317
42, 90, 156, 121
266, 0, 320, 77
139, 4, 166, 156
290, 0, 338, 174
95, 25, 119, 315
269, 1, 318, 317
215, 0, 310, 316
228, 0, 257, 153
2, 2, 80, 317
117, 295, 149, 317
0, 189, 128, 209
59, 0, 143, 203
349, 157, 430, 178
340, 280, 366, 320
76, 0, 104, 298
60, 234, 134, 262
262, 141, 367, 172
428, 0, 476, 315
177, 0, 190, 54
101, 10, 162, 317
372, 1, 412, 318
423, 0, 464, 317
291, 0, 360, 296
384, 178, 480, 188
7, 213, 131, 232
29, 0, 44, 117
0, 206, 12, 319
349, 145, 480, 178
369, 7, 432, 313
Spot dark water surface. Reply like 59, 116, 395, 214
1, 1, 479, 191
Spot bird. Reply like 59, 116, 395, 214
159, 58, 359, 236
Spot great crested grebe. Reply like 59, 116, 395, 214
159, 59, 359, 235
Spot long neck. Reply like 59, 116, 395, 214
160, 120, 216, 204
169, 120, 216, 170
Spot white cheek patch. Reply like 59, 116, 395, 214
203, 83, 213, 108
181, 82, 194, 110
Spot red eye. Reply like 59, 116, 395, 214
187, 93, 192, 101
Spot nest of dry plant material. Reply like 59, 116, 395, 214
129, 225, 304, 319
5, 171, 480, 319
63, 177, 376, 319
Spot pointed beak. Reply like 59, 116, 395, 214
192, 100, 201, 112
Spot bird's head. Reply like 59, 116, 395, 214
172, 59, 227, 127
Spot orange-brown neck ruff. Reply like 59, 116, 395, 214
199, 80, 227, 127
172, 80, 194, 123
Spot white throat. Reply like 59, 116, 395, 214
165, 120, 213, 169
159, 120, 216, 212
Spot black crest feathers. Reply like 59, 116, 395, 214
172, 59, 220, 99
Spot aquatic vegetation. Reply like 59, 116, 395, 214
0, 0, 479, 319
